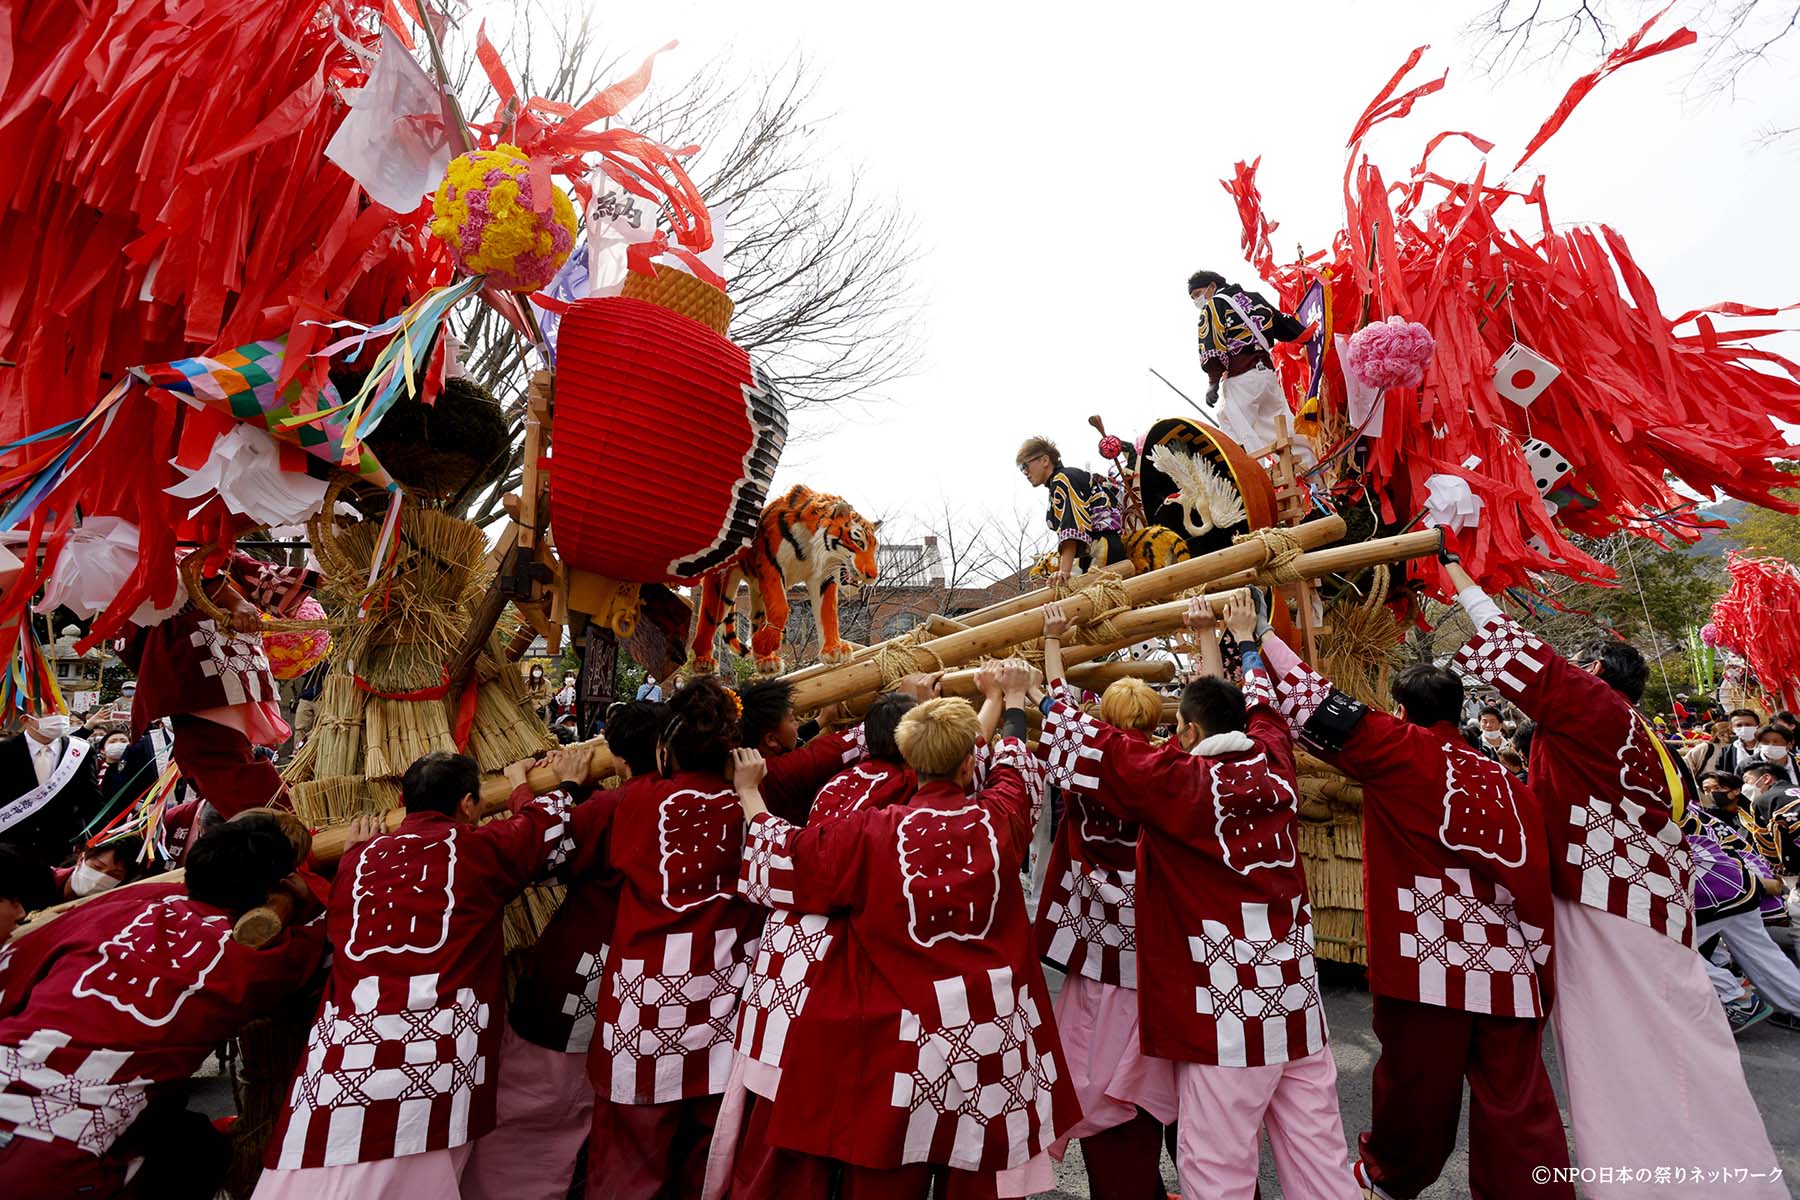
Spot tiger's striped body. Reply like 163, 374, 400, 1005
1029, 524, 1191, 581
690, 484, 881, 674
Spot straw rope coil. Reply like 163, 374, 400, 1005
178, 540, 334, 633
873, 633, 947, 691
1231, 526, 1306, 586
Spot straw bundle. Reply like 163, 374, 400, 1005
1301, 836, 1366, 912
364, 695, 455, 779
465, 678, 557, 771
225, 991, 321, 1198
283, 733, 317, 786
289, 775, 398, 829
1314, 573, 1405, 708
311, 505, 489, 676
503, 884, 567, 958
1295, 741, 1371, 964
305, 673, 367, 780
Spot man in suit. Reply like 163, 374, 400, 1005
0, 709, 102, 867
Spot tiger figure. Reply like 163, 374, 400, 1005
1028, 525, 1190, 582
690, 484, 882, 674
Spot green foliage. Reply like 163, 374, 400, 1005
1721, 462, 1800, 563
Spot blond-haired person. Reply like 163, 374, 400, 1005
1038, 595, 1358, 1200
1033, 604, 1178, 1199
731, 664, 1079, 1198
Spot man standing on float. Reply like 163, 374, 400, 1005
1188, 269, 1309, 459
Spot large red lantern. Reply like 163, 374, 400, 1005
550, 297, 787, 585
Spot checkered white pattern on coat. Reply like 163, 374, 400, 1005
976, 737, 1047, 825
890, 967, 1061, 1170
1274, 664, 1335, 731
528, 789, 577, 882
1396, 869, 1549, 1017
1452, 616, 1548, 696
739, 812, 796, 909
735, 909, 834, 1071
602, 928, 746, 1104
274, 973, 490, 1168
1040, 701, 1104, 794
559, 947, 608, 1054
1566, 791, 1694, 946
1042, 864, 1138, 987
0, 1029, 151, 1155
1241, 665, 1278, 712
188, 619, 276, 706
1185, 895, 1324, 1068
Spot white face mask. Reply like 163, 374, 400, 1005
32, 715, 71, 739
70, 861, 120, 897
1481, 730, 1504, 744
103, 742, 128, 761
1192, 295, 1209, 311
1743, 783, 1763, 802
1734, 725, 1759, 743
1758, 744, 1790, 763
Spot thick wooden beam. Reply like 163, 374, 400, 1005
787, 516, 1349, 712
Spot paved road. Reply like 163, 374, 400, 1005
1035, 959, 1800, 1198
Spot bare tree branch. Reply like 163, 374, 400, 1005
1465, 0, 1799, 130
441, 12, 922, 527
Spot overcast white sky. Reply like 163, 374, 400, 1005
508, 0, 1800, 554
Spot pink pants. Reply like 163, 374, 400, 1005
249, 1141, 472, 1199
1551, 897, 1785, 1198
1173, 1045, 1358, 1200
1051, 973, 1178, 1146
1051, 973, 1177, 1199
462, 1026, 596, 1200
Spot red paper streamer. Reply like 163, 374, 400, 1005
1220, 31, 1798, 597
1710, 553, 1800, 712
1513, 6, 1698, 170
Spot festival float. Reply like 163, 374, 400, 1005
2, 2, 1797, 1183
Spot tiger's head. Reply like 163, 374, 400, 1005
822, 501, 881, 589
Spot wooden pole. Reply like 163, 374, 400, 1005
787, 515, 1348, 713
938, 657, 1174, 698
955, 564, 1137, 628
304, 739, 615, 866
1065, 659, 1176, 691
230, 742, 616, 948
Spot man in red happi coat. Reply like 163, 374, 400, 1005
584, 677, 764, 1200
1445, 555, 1782, 1198
0, 814, 327, 1200
740, 677, 873, 821
723, 691, 921, 1200
1038, 595, 1357, 1200
1033, 604, 1176, 1200
256, 747, 586, 1199
463, 702, 670, 1200
1256, 621, 1570, 1200
733, 667, 1079, 1199
122, 552, 315, 816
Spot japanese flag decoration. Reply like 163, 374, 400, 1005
1493, 342, 1560, 407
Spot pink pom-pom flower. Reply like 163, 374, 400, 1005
1701, 622, 1719, 648
265, 597, 331, 681
1098, 434, 1123, 459
1344, 316, 1436, 390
